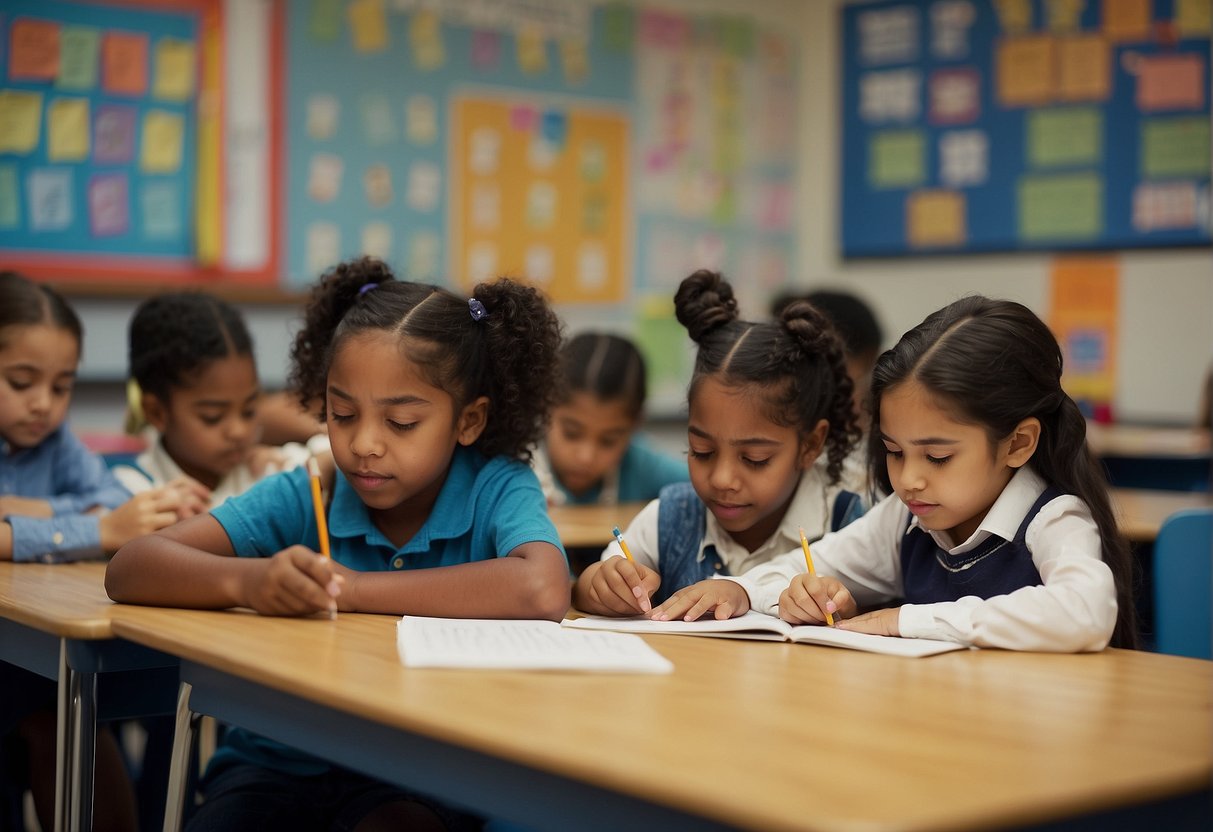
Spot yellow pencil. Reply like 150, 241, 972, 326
307, 457, 331, 559
799, 526, 834, 626
611, 526, 634, 561
308, 457, 336, 620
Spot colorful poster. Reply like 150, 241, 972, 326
451, 95, 628, 304
1049, 257, 1119, 417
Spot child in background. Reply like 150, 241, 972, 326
0, 272, 205, 832
106, 258, 569, 832
532, 332, 686, 506
113, 292, 325, 505
573, 270, 864, 619
689, 296, 1137, 652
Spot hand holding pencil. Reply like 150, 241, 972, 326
573, 526, 661, 616
775, 528, 855, 627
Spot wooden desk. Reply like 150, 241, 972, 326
1087, 424, 1211, 458
548, 502, 645, 549
1112, 487, 1213, 542
110, 606, 1212, 832
0, 561, 173, 832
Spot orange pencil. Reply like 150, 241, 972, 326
799, 526, 834, 626
308, 457, 336, 620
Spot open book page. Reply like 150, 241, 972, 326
563, 611, 969, 657
396, 616, 673, 673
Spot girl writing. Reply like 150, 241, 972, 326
114, 291, 325, 504
573, 270, 864, 618
106, 257, 569, 832
532, 332, 686, 506
679, 296, 1137, 651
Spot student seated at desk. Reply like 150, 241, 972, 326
107, 258, 570, 832
113, 291, 327, 505
665, 297, 1139, 653
573, 271, 865, 618
0, 272, 207, 832
531, 332, 687, 506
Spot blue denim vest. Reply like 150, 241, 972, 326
653, 482, 866, 606
900, 487, 1061, 604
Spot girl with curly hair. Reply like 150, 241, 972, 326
107, 258, 570, 831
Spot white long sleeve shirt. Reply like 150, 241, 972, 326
724, 467, 1118, 652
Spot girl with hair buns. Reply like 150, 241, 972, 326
107, 258, 570, 832
717, 296, 1136, 652
573, 270, 865, 620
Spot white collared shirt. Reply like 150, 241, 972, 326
726, 466, 1118, 652
112, 430, 324, 507
599, 462, 853, 579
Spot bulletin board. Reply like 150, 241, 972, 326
284, 0, 800, 310
840, 0, 1212, 257
0, 0, 214, 280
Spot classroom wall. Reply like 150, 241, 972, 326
66, 0, 1212, 433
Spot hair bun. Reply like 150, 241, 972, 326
780, 300, 838, 356
674, 269, 739, 343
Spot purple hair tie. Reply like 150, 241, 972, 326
468, 297, 488, 321
358, 282, 378, 296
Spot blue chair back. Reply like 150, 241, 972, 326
1153, 508, 1213, 659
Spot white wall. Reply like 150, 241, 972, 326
796, 0, 1213, 425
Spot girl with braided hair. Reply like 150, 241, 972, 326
573, 270, 864, 620
108, 257, 569, 832
721, 296, 1136, 652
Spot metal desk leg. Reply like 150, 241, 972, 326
54, 641, 70, 832
163, 682, 199, 832
67, 661, 96, 832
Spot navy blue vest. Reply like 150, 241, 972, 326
900, 487, 1062, 604
653, 481, 866, 606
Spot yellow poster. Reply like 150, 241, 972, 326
906, 190, 966, 247
141, 110, 184, 173
1049, 257, 1119, 414
452, 96, 628, 304
47, 97, 89, 161
153, 39, 196, 101
0, 90, 43, 154
997, 36, 1055, 106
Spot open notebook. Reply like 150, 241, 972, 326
396, 615, 673, 673
563, 611, 970, 658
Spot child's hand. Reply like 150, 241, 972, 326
99, 487, 191, 552
240, 547, 344, 616
164, 477, 212, 518
583, 557, 661, 615
649, 579, 749, 622
778, 574, 857, 625
835, 607, 900, 637
246, 444, 288, 476
0, 496, 54, 518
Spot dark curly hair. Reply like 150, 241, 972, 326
870, 295, 1138, 649
128, 292, 254, 399
559, 332, 647, 419
673, 270, 859, 484
0, 271, 83, 351
289, 257, 563, 461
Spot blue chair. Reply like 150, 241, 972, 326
1153, 508, 1213, 659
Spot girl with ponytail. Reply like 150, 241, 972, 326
721, 296, 1136, 651
574, 270, 865, 620
108, 258, 570, 831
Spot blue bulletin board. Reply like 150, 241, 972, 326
840, 0, 1212, 256
0, 0, 200, 265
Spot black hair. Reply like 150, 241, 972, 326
128, 292, 255, 399
869, 295, 1138, 649
674, 270, 859, 484
771, 288, 883, 358
289, 257, 563, 461
559, 332, 647, 419
0, 271, 83, 351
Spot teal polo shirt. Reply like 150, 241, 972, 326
208, 445, 565, 777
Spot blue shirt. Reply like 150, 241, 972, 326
1, 425, 132, 562
551, 436, 688, 506
208, 445, 565, 776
